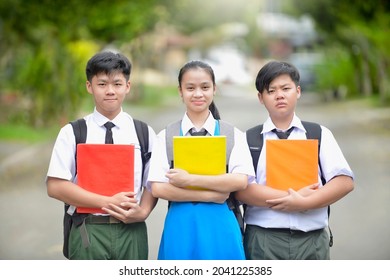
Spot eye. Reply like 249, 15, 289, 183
267, 89, 275, 94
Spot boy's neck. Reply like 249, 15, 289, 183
271, 115, 293, 130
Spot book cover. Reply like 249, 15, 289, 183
266, 139, 318, 191
76, 144, 135, 213
173, 136, 226, 190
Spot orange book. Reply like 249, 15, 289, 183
266, 139, 318, 191
76, 144, 135, 213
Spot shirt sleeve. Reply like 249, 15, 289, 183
229, 128, 256, 184
46, 124, 77, 182
146, 129, 170, 187
319, 125, 354, 183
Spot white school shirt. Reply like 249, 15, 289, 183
245, 114, 354, 231
147, 112, 255, 186
46, 108, 156, 213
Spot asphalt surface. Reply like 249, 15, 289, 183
1, 84, 389, 260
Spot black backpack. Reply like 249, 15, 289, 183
62, 118, 151, 259
246, 121, 333, 247
165, 120, 245, 236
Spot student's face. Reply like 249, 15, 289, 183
258, 74, 301, 120
179, 68, 215, 115
86, 72, 130, 119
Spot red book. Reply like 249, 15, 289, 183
76, 144, 135, 213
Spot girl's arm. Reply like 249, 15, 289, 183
165, 168, 248, 193
151, 181, 229, 203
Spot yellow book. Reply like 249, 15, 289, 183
266, 139, 318, 191
173, 136, 227, 189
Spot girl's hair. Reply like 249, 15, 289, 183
178, 60, 221, 120
86, 51, 132, 82
255, 61, 300, 93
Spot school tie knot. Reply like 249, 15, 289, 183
190, 128, 208, 136
272, 127, 294, 139
104, 122, 115, 144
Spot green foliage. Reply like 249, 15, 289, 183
289, 0, 390, 103
0, 0, 173, 128
315, 47, 358, 97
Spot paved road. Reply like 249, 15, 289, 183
1, 84, 389, 260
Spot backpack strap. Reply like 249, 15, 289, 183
219, 120, 234, 167
246, 124, 264, 174
70, 118, 87, 169
301, 121, 325, 185
165, 120, 181, 168
133, 119, 151, 184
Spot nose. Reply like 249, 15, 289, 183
193, 88, 203, 97
106, 84, 115, 94
275, 89, 285, 99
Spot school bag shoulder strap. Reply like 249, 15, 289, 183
218, 120, 234, 164
133, 118, 151, 182
246, 124, 264, 174
165, 120, 181, 168
70, 118, 87, 145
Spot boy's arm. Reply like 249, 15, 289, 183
235, 182, 319, 208
235, 183, 289, 207
102, 187, 158, 224
266, 175, 354, 212
46, 176, 135, 211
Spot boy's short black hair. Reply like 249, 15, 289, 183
86, 51, 132, 82
255, 61, 300, 93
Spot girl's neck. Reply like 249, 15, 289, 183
187, 110, 210, 130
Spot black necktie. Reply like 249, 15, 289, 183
104, 122, 115, 144
190, 128, 208, 136
272, 127, 294, 139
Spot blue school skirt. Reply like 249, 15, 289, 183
157, 201, 245, 260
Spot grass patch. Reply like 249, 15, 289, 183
0, 123, 58, 143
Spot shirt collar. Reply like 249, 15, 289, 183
92, 107, 125, 128
262, 113, 305, 134
181, 111, 216, 136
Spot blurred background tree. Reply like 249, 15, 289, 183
288, 0, 390, 103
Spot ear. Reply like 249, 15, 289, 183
257, 92, 264, 104
86, 80, 93, 94
126, 80, 131, 94
296, 85, 301, 99
178, 85, 183, 98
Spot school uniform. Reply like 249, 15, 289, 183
244, 114, 355, 260
46, 108, 156, 259
147, 112, 255, 260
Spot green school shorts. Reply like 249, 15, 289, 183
244, 224, 330, 260
69, 220, 148, 260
